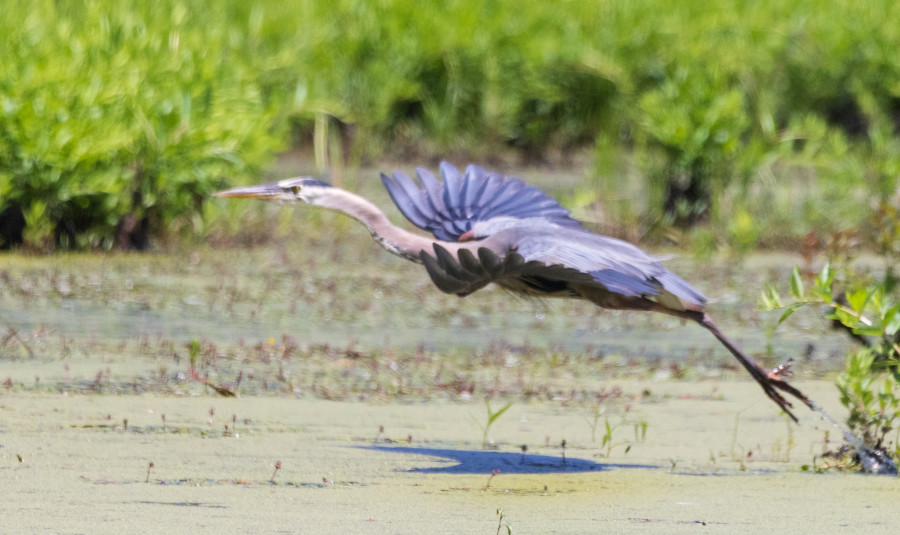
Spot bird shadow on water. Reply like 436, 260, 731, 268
355, 445, 658, 474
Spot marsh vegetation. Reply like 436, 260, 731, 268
2, 2, 900, 531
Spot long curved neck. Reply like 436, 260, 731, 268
313, 187, 467, 262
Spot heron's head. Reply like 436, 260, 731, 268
214, 177, 332, 204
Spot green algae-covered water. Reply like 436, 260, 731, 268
2, 245, 887, 533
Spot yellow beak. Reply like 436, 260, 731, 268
213, 183, 283, 200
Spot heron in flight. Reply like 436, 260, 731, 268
216, 162, 812, 421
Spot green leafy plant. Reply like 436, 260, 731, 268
585, 404, 603, 443
837, 350, 900, 456
0, 1, 288, 249
4, 0, 900, 251
496, 508, 512, 535
586, 404, 646, 457
638, 67, 749, 227
473, 400, 513, 449
760, 263, 900, 469
601, 415, 646, 459
188, 340, 202, 373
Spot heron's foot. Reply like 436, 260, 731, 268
767, 359, 794, 380
693, 315, 814, 422
756, 366, 813, 423
758, 379, 797, 422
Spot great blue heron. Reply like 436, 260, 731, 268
215, 162, 812, 421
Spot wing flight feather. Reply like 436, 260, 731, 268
382, 162, 582, 242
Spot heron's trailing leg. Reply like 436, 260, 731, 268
572, 285, 813, 422
696, 313, 811, 422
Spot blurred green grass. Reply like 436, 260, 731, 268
1, 0, 899, 252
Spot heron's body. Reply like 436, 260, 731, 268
216, 162, 812, 421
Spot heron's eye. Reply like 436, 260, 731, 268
291, 186, 301, 194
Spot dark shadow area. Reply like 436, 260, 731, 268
0, 203, 25, 249
357, 445, 658, 474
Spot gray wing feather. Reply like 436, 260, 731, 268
421, 246, 493, 295
381, 171, 431, 228
420, 228, 706, 308
514, 229, 707, 306
416, 167, 446, 216
440, 161, 465, 219
383, 162, 583, 242
421, 243, 593, 298
590, 269, 660, 297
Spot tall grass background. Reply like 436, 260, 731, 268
1, 0, 898, 254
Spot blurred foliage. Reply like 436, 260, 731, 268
1, 0, 899, 249
761, 262, 900, 469
0, 1, 289, 249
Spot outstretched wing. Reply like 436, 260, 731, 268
381, 162, 583, 242
513, 230, 707, 306
420, 244, 594, 297
421, 228, 706, 310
